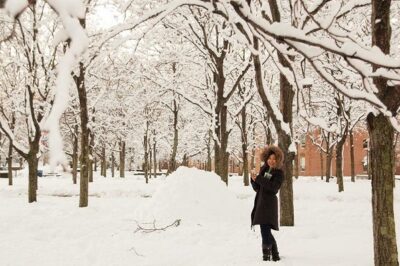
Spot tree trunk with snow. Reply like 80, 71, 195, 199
368, 1, 400, 264
278, 82, 295, 226
269, 0, 295, 227
214, 104, 230, 185
253, 35, 294, 226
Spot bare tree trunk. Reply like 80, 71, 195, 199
369, 1, 399, 264
88, 109, 95, 183
335, 97, 348, 192
76, 59, 89, 208
325, 133, 332, 183
320, 149, 324, 180
7, 140, 13, 186
72, 125, 78, 184
393, 133, 398, 188
88, 159, 93, 183
167, 98, 179, 175
120, 141, 125, 178
101, 145, 106, 177
251, 127, 256, 170
27, 155, 38, 203
218, 105, 230, 185
111, 151, 115, 178
294, 142, 299, 179
206, 130, 212, 171
94, 156, 97, 172
153, 138, 157, 179
368, 114, 398, 266
241, 107, 249, 186
144, 125, 149, 183
350, 129, 356, 182
148, 142, 152, 178
336, 137, 346, 192
182, 153, 188, 166
277, 55, 295, 226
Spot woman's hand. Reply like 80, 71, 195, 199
250, 169, 257, 181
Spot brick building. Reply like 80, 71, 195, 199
297, 130, 369, 177
183, 129, 400, 177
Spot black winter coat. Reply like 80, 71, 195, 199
250, 164, 284, 230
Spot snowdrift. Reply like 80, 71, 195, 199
137, 166, 246, 223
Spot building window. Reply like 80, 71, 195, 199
300, 134, 306, 147
363, 139, 368, 149
300, 156, 306, 171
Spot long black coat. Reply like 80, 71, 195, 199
250, 164, 284, 230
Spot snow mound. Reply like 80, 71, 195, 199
137, 167, 244, 223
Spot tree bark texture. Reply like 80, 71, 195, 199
325, 133, 333, 183
72, 125, 78, 185
350, 129, 356, 182
241, 107, 249, 186
153, 139, 157, 179
368, 113, 398, 266
144, 123, 149, 184
336, 138, 346, 192
111, 151, 115, 178
27, 154, 38, 203
206, 130, 212, 171
369, 1, 399, 264
120, 141, 125, 178
76, 60, 89, 208
335, 98, 348, 192
294, 142, 299, 179
101, 145, 106, 177
7, 140, 13, 186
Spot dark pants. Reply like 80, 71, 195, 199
260, 224, 275, 246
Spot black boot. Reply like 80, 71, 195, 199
262, 244, 272, 261
271, 242, 280, 261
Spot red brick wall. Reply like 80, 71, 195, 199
184, 129, 400, 177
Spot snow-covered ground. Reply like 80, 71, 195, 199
0, 167, 399, 266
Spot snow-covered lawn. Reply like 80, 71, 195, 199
1, 167, 399, 266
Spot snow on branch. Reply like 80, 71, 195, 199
2, 0, 89, 166
0, 116, 29, 156
43, 0, 88, 167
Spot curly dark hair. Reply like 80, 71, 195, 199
260, 145, 284, 169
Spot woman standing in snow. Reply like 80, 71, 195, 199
250, 145, 284, 262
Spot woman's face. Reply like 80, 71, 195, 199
267, 154, 277, 168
